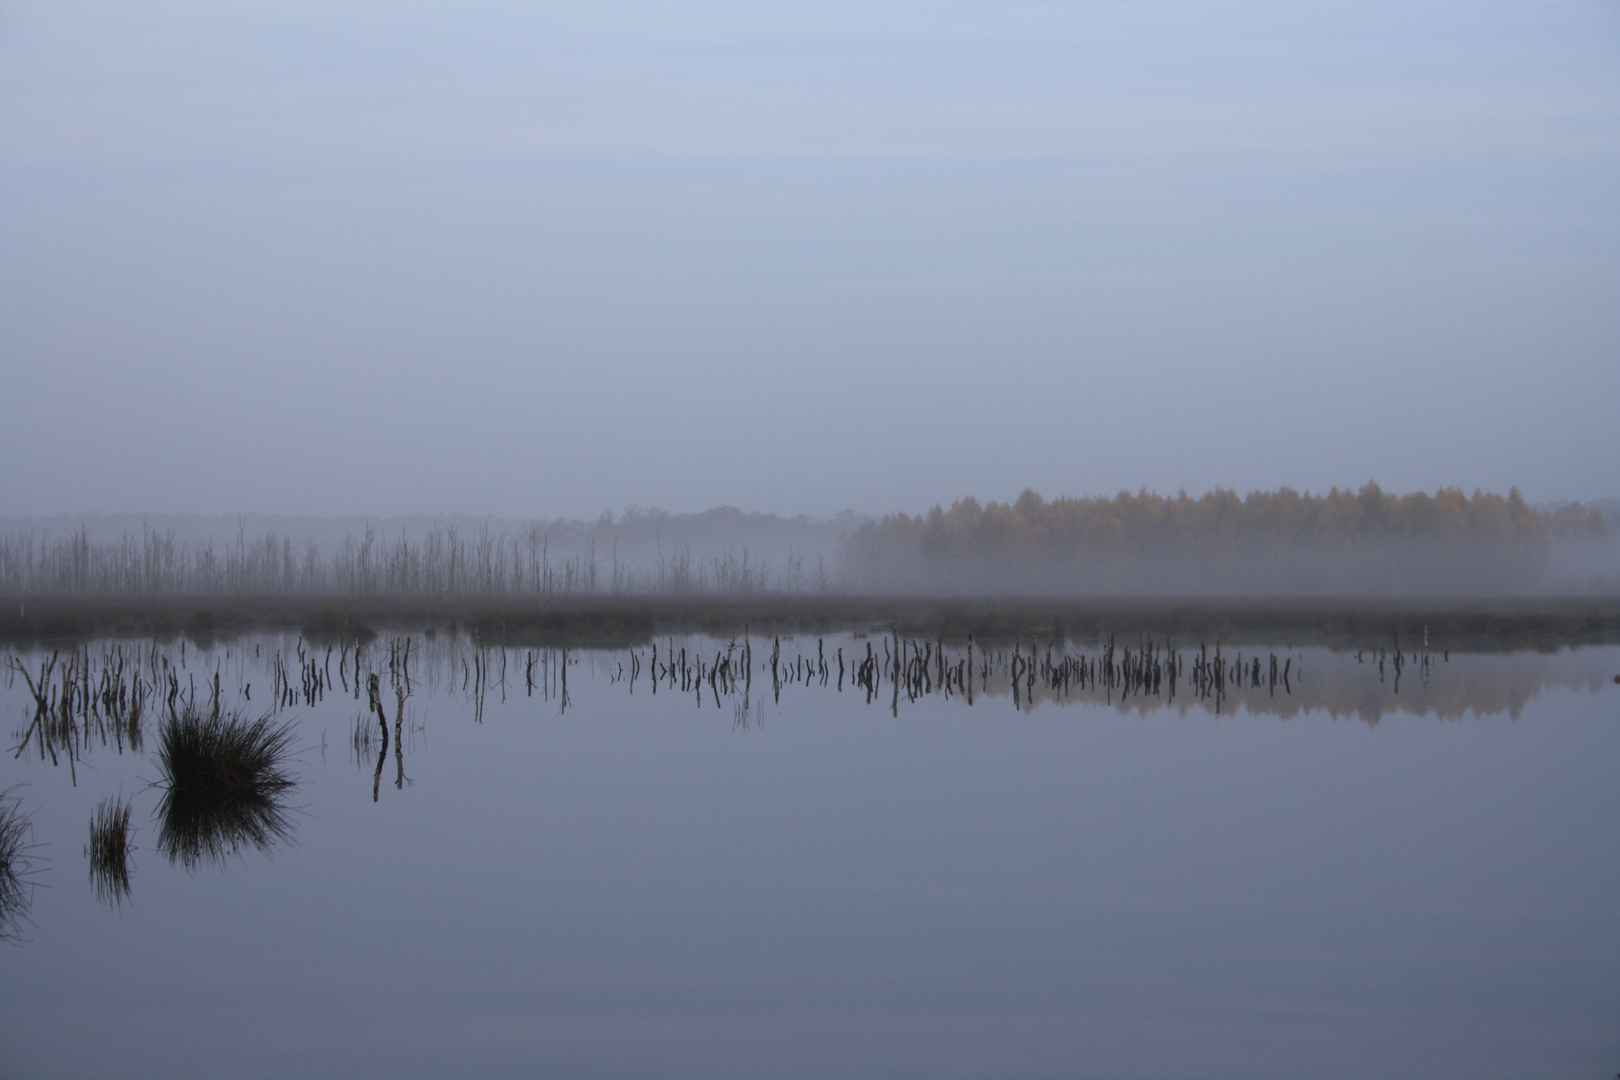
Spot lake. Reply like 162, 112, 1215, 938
2, 631, 1617, 1079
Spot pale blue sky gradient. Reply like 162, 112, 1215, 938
2, 1, 1616, 517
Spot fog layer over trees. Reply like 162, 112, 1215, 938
1, 485, 1613, 600
0, 507, 854, 599
846, 485, 1615, 597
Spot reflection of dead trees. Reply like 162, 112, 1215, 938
638, 639, 752, 711
453, 631, 1532, 728
458, 639, 496, 722
367, 673, 387, 738
394, 679, 409, 791
891, 626, 900, 717
518, 645, 576, 712
271, 640, 335, 709
963, 636, 974, 705
1354, 633, 1444, 696
9, 646, 153, 785
617, 631, 1308, 719
370, 717, 387, 803
360, 667, 413, 800
851, 640, 886, 703
366, 671, 390, 800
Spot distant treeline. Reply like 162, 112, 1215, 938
845, 484, 1614, 596
0, 484, 1613, 600
0, 508, 843, 600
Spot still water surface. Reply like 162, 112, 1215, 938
1, 633, 1616, 1079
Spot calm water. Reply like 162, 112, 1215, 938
1, 632, 1617, 1080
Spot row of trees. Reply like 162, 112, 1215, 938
843, 484, 1613, 596
0, 522, 828, 600
0, 485, 1611, 599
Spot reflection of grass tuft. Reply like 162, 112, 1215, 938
0, 788, 40, 943
87, 795, 135, 909
155, 707, 297, 871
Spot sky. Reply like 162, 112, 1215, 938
1, 1, 1616, 520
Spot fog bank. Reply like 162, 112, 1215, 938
2, 486, 1616, 600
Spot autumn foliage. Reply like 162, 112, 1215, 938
845, 483, 1610, 596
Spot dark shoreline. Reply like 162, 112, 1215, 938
4, 595, 1620, 651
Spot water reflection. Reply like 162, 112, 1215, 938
154, 706, 297, 870
1, 629, 1618, 1077
580, 631, 1614, 725
86, 793, 134, 909
355, 667, 416, 800
0, 786, 38, 942
7, 644, 152, 783
6, 633, 1617, 761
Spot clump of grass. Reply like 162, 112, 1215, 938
155, 706, 297, 871
87, 795, 134, 909
0, 788, 40, 943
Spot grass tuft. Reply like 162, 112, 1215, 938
155, 706, 297, 870
87, 795, 134, 908
0, 788, 40, 943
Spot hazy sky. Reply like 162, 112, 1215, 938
2, 1, 1616, 519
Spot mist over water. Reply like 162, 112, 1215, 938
4, 484, 1616, 598
3, 3, 1619, 1076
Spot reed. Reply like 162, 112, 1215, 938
0, 516, 813, 601
154, 705, 296, 870
87, 794, 134, 908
